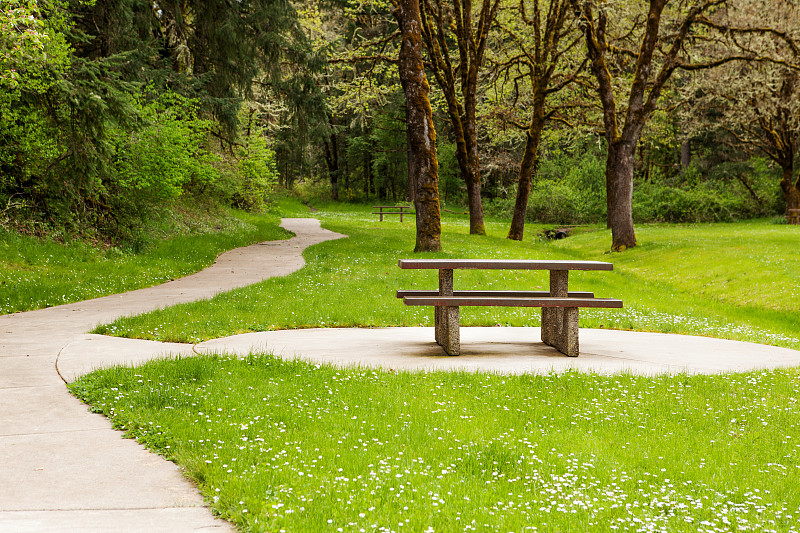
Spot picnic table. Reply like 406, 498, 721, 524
373, 205, 413, 222
397, 259, 622, 357
787, 208, 800, 225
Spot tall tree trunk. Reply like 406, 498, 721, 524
435, 91, 484, 234
508, 126, 543, 240
419, 0, 495, 236
463, 73, 485, 234
463, 121, 486, 235
680, 138, 691, 177
323, 132, 339, 201
606, 141, 637, 250
780, 165, 800, 212
394, 0, 442, 252
508, 92, 547, 241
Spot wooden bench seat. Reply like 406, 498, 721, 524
402, 296, 622, 308
396, 289, 596, 298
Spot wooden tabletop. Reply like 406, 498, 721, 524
398, 259, 613, 271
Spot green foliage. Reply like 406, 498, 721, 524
232, 122, 279, 211
0, 0, 71, 93
527, 179, 588, 224
484, 140, 782, 225
1, 0, 316, 243
110, 93, 220, 202
369, 106, 408, 202
0, 0, 71, 201
293, 179, 335, 204
98, 90, 238, 246
633, 159, 782, 223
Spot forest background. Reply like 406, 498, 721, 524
1, 0, 798, 252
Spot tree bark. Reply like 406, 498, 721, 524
323, 129, 339, 201
606, 141, 637, 250
680, 138, 691, 178
780, 165, 800, 212
508, 117, 544, 241
572, 0, 673, 250
420, 0, 495, 236
394, 0, 442, 252
502, 0, 575, 241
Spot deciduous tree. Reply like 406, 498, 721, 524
682, 0, 800, 214
570, 0, 760, 251
420, 0, 501, 235
492, 0, 583, 240
394, 0, 443, 251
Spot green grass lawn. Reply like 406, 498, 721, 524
70, 353, 800, 533
0, 209, 290, 314
64, 203, 800, 532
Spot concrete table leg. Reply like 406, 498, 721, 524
541, 270, 579, 356
434, 306, 442, 345
441, 306, 460, 355
438, 269, 460, 355
541, 308, 553, 345
564, 306, 579, 356
548, 306, 579, 356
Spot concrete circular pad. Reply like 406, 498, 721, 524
58, 327, 800, 382
190, 327, 800, 376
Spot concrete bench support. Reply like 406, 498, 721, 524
541, 270, 579, 356
435, 269, 460, 355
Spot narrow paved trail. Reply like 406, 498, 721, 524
0, 219, 344, 533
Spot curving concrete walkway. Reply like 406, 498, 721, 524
0, 219, 345, 533
3, 217, 800, 532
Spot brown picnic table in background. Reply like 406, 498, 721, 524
373, 205, 413, 222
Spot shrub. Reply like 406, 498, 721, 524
484, 149, 781, 226
111, 92, 220, 203
525, 180, 580, 224
232, 123, 279, 211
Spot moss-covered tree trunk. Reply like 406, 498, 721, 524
463, 107, 486, 235
508, 94, 546, 241
419, 0, 498, 236
437, 84, 485, 236
394, 0, 442, 252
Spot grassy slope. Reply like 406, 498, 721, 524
95, 207, 800, 350
0, 210, 291, 315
